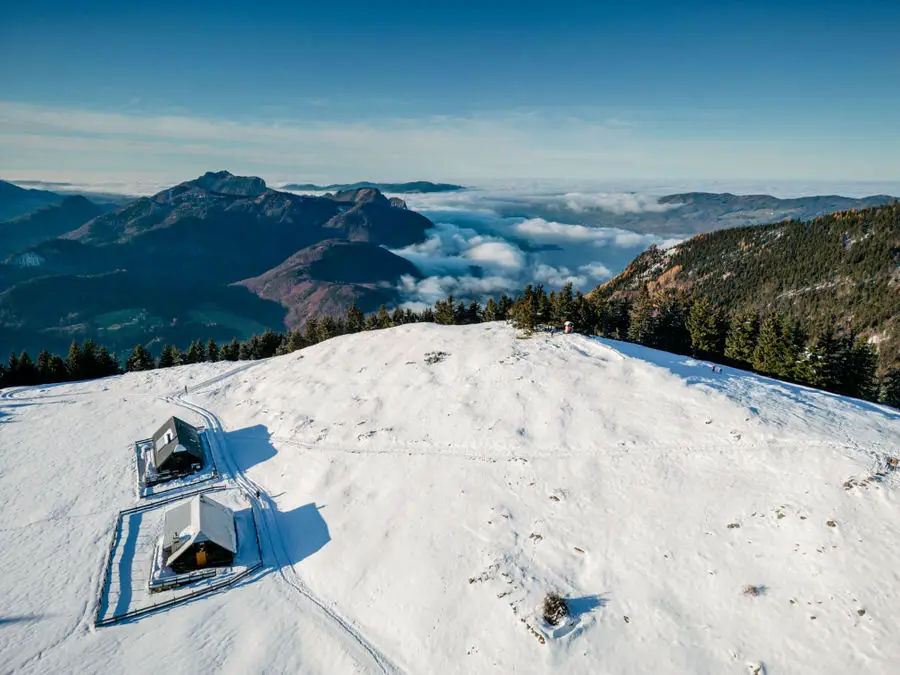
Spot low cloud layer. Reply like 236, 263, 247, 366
389, 189, 681, 307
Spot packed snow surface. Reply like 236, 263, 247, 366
1, 323, 899, 674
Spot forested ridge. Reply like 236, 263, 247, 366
596, 202, 900, 370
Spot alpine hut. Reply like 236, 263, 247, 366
151, 416, 204, 476
163, 493, 237, 573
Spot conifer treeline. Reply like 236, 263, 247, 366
1, 284, 898, 409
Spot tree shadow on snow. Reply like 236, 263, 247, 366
221, 424, 278, 472
566, 594, 608, 619
0, 615, 47, 625
592, 337, 900, 424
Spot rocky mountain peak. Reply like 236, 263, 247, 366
194, 170, 268, 197
331, 187, 391, 207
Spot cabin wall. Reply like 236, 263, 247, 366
170, 541, 234, 574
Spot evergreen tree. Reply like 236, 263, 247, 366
391, 307, 405, 326
535, 285, 551, 325
454, 301, 467, 324
0, 363, 6, 389
403, 308, 418, 324
376, 305, 392, 329
126, 344, 154, 372
97, 346, 120, 376
509, 285, 538, 334
554, 282, 575, 325
483, 298, 500, 322
465, 299, 482, 325
317, 317, 338, 343
364, 313, 379, 330
848, 338, 879, 401
239, 337, 255, 360
286, 329, 305, 353
881, 368, 900, 408
80, 339, 100, 379
497, 295, 514, 320
65, 341, 83, 380
186, 340, 206, 364
16, 351, 38, 385
803, 326, 842, 389
47, 355, 67, 382
36, 349, 53, 383
688, 297, 726, 357
304, 318, 321, 344
346, 304, 364, 333
157, 344, 177, 369
752, 314, 795, 377
206, 339, 219, 363
256, 329, 283, 358
626, 289, 658, 346
419, 307, 435, 323
219, 338, 239, 361
6, 352, 20, 387
724, 311, 759, 365
434, 296, 456, 325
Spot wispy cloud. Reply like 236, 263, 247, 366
4, 100, 898, 187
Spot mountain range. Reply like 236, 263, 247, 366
0, 171, 431, 357
2, 171, 897, 361
509, 191, 897, 235
280, 180, 466, 193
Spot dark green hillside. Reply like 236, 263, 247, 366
596, 203, 900, 369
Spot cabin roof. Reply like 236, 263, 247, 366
152, 416, 203, 468
163, 493, 237, 567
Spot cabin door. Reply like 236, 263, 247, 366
196, 549, 207, 566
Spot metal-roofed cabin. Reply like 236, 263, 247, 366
151, 416, 204, 477
163, 493, 237, 573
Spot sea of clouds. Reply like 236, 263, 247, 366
387, 188, 684, 308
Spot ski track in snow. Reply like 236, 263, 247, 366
168, 367, 403, 675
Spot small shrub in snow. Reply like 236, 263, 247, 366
424, 351, 450, 365
542, 593, 570, 626
742, 584, 766, 597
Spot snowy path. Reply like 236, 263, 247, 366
168, 369, 404, 675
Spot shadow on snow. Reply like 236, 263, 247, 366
566, 594, 608, 619
221, 424, 279, 473
592, 337, 900, 424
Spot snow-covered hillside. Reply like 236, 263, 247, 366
2, 323, 899, 675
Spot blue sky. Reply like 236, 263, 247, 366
2, 0, 898, 186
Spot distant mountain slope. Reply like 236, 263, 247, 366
595, 202, 900, 367
505, 190, 897, 236
0, 196, 107, 258
0, 179, 65, 220
282, 180, 466, 193
238, 239, 423, 326
0, 171, 433, 356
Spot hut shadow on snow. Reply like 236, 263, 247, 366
220, 425, 331, 570
221, 424, 279, 472
275, 503, 331, 568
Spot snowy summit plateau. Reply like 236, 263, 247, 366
2, 322, 899, 674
